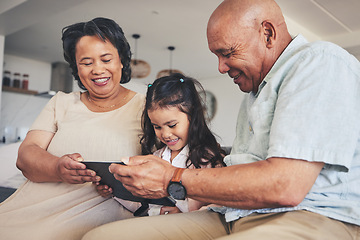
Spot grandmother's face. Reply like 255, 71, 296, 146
75, 35, 123, 98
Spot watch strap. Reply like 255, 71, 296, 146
171, 168, 185, 183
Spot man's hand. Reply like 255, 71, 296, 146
109, 155, 176, 199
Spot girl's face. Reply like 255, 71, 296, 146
148, 106, 190, 159
75, 35, 123, 98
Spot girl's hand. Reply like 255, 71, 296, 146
160, 206, 181, 215
55, 153, 100, 184
93, 182, 113, 198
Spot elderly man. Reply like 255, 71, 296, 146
83, 0, 360, 239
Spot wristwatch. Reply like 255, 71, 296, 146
167, 168, 186, 200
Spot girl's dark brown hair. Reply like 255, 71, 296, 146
141, 73, 225, 168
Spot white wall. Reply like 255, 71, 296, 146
0, 35, 4, 123
284, 15, 321, 42
1, 55, 51, 143
3, 54, 52, 93
200, 75, 245, 147
1, 92, 49, 142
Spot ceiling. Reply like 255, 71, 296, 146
1, 0, 360, 84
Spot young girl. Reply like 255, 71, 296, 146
141, 73, 225, 215
96, 73, 225, 215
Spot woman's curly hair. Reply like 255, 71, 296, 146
62, 17, 132, 90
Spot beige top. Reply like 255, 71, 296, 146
0, 91, 145, 240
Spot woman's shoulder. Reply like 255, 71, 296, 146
52, 91, 81, 102
122, 92, 145, 113
47, 91, 82, 111
129, 92, 145, 105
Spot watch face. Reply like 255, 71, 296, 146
167, 182, 186, 200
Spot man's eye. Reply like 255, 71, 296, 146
222, 52, 231, 58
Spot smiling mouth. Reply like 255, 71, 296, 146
232, 73, 242, 84
92, 77, 110, 83
166, 138, 179, 146
233, 73, 241, 80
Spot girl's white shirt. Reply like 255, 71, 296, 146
148, 145, 190, 215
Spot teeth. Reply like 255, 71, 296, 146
167, 138, 178, 143
93, 77, 109, 83
234, 73, 241, 79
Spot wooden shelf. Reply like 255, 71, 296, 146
2, 86, 38, 95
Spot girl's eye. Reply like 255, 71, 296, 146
154, 126, 161, 130
169, 123, 177, 128
103, 59, 111, 63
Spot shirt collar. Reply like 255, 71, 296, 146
161, 145, 189, 163
252, 34, 308, 98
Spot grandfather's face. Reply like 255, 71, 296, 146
207, 22, 268, 93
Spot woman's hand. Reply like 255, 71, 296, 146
55, 153, 100, 184
109, 155, 176, 199
17, 130, 99, 183
160, 206, 181, 215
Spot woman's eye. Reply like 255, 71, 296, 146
103, 59, 111, 63
80, 62, 92, 66
169, 124, 177, 128
154, 126, 161, 130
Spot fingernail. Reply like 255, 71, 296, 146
76, 157, 84, 162
121, 157, 129, 164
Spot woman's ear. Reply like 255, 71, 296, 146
261, 21, 276, 48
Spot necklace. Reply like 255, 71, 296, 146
87, 90, 128, 109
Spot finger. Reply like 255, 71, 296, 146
127, 155, 152, 165
120, 156, 129, 165
77, 169, 96, 177
109, 162, 128, 175
160, 206, 180, 215
160, 206, 173, 215
79, 175, 100, 183
68, 159, 87, 170
96, 184, 109, 191
67, 153, 83, 161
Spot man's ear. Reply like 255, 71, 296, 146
261, 21, 276, 48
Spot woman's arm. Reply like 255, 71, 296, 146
17, 130, 99, 183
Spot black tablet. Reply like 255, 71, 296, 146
83, 161, 175, 206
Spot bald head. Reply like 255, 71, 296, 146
207, 0, 292, 93
208, 0, 288, 40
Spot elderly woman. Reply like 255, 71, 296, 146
0, 17, 144, 240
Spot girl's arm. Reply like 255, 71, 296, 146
187, 198, 212, 211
